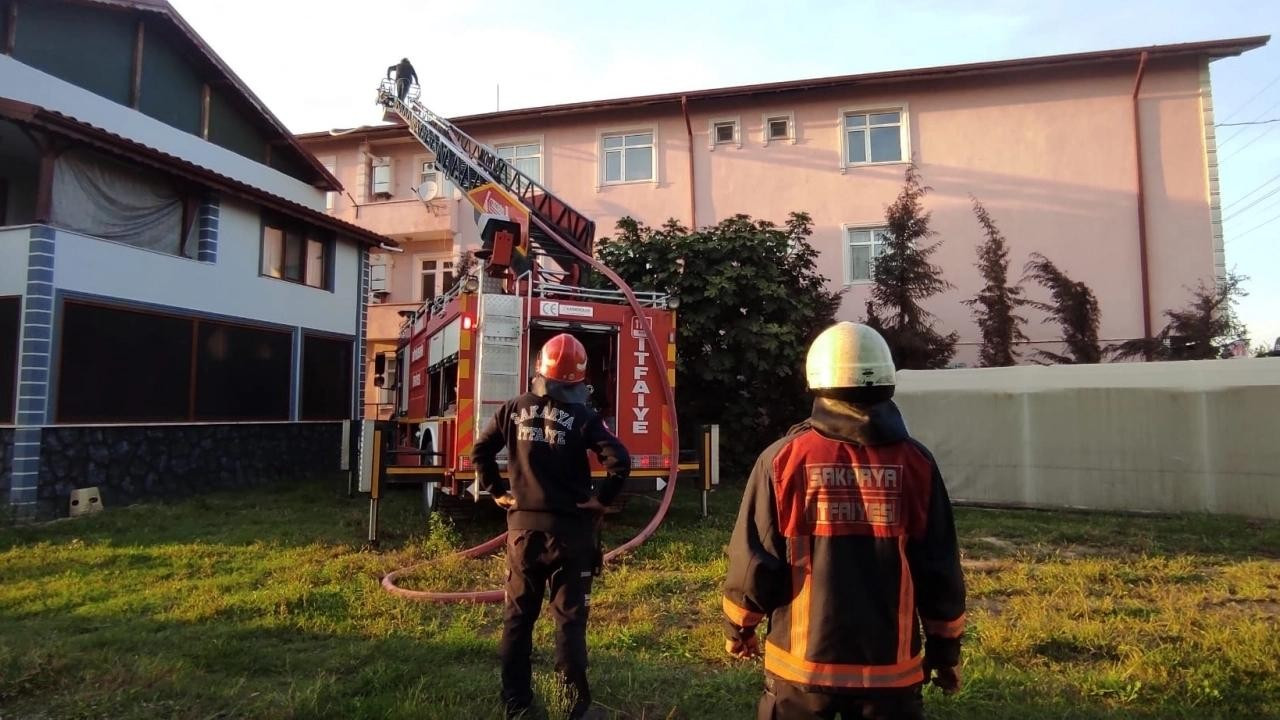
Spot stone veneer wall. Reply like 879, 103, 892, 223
34, 422, 342, 518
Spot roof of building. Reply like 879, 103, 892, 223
297, 35, 1268, 139
63, 0, 342, 191
0, 98, 396, 248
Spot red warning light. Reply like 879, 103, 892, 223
462, 315, 475, 331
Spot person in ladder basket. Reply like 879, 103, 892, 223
473, 333, 631, 720
386, 57, 418, 100
722, 322, 966, 720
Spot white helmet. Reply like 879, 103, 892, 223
806, 322, 895, 390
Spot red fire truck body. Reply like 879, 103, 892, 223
387, 279, 677, 501
366, 78, 685, 507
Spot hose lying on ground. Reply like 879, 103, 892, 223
382, 213, 680, 603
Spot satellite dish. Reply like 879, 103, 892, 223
416, 180, 440, 201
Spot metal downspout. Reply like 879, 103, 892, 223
1132, 51, 1153, 351
681, 95, 697, 228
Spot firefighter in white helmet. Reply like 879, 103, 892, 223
722, 322, 966, 720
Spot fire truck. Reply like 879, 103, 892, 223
359, 80, 702, 526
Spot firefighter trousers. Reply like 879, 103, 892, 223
501, 529, 595, 719
758, 677, 925, 720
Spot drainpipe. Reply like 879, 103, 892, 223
1131, 51, 1153, 352
681, 95, 697, 228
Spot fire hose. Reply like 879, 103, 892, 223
381, 213, 681, 603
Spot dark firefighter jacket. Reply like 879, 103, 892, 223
472, 377, 630, 534
388, 59, 418, 84
723, 397, 965, 692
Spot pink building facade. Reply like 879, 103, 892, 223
299, 37, 1264, 396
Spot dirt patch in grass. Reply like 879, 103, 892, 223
962, 559, 1012, 574
1032, 637, 1123, 664
969, 596, 1005, 618
1200, 597, 1280, 618
972, 536, 1019, 554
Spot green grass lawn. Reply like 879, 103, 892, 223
1, 478, 1278, 719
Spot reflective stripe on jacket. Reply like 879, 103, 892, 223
723, 398, 965, 691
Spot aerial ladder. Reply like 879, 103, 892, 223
378, 81, 593, 282
369, 79, 707, 603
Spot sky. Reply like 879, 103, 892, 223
169, 0, 1280, 349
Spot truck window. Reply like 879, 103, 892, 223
428, 357, 459, 416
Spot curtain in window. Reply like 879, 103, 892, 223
51, 148, 194, 257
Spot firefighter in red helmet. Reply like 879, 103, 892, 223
722, 322, 966, 720
473, 332, 631, 720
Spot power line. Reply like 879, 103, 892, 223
1216, 118, 1280, 127
1223, 186, 1280, 223
1227, 209, 1280, 244
1222, 122, 1280, 162
1219, 96, 1280, 148
1221, 171, 1280, 211
1243, 192, 1280, 222
1218, 70, 1280, 124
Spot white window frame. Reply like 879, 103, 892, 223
597, 127, 658, 188
370, 156, 393, 198
413, 154, 438, 186
414, 253, 455, 302
492, 136, 545, 183
842, 224, 891, 285
412, 154, 447, 201
318, 155, 338, 211
761, 111, 796, 147
370, 258, 390, 294
839, 103, 910, 171
708, 116, 741, 150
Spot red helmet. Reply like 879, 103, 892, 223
537, 333, 588, 383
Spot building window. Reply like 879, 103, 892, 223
302, 334, 353, 420
261, 215, 331, 289
0, 297, 19, 423
420, 257, 455, 301
496, 142, 542, 182
845, 227, 891, 283
370, 157, 392, 198
51, 148, 197, 258
762, 113, 794, 145
193, 321, 292, 421
57, 301, 295, 423
57, 302, 195, 422
370, 261, 389, 294
417, 161, 438, 187
844, 109, 905, 165
319, 156, 337, 211
712, 120, 741, 148
602, 131, 655, 184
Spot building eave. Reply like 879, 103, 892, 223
299, 35, 1268, 138
0, 99, 396, 249
58, 0, 343, 192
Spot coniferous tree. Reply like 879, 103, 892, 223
864, 165, 957, 369
1024, 253, 1102, 364
1110, 273, 1248, 360
963, 198, 1030, 367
